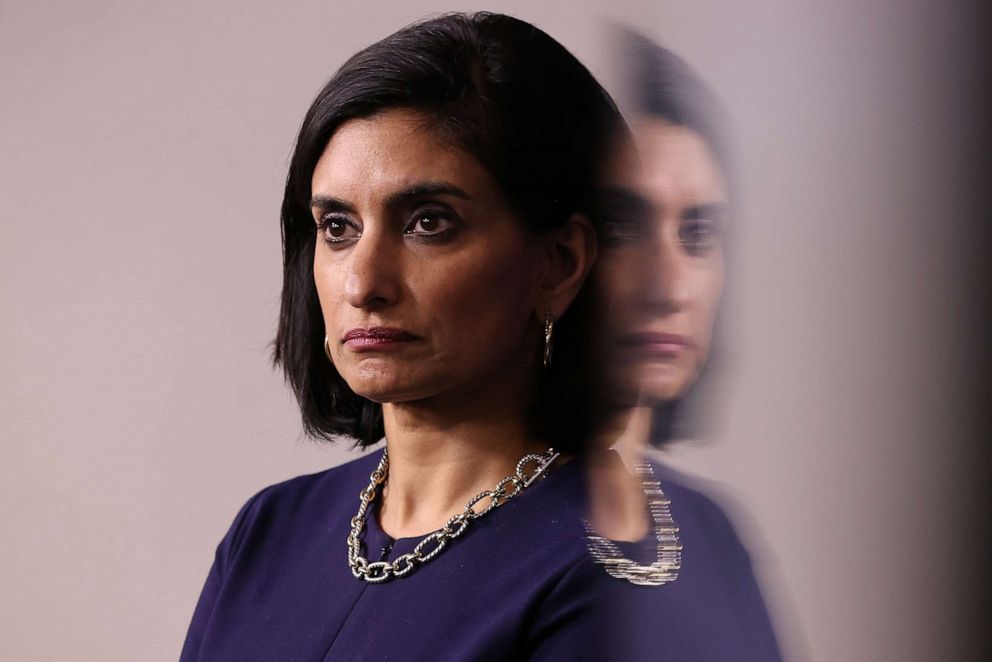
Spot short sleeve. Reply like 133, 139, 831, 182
178, 491, 265, 662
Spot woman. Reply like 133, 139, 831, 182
585, 32, 784, 661
181, 13, 622, 662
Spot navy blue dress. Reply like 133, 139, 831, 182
180, 449, 605, 661
180, 450, 781, 661
599, 462, 784, 662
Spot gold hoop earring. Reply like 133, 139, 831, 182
324, 335, 333, 362
543, 312, 555, 369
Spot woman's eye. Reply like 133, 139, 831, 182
600, 217, 647, 246
594, 193, 651, 248
317, 216, 359, 244
679, 218, 721, 253
406, 211, 455, 237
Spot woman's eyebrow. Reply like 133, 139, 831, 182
310, 196, 355, 213
310, 182, 472, 213
682, 202, 728, 220
384, 182, 472, 207
595, 186, 653, 220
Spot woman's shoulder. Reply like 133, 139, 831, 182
213, 449, 384, 564
648, 458, 751, 549
250, 447, 382, 507
644, 457, 774, 591
607, 457, 784, 662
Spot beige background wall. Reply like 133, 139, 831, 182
2, 1, 987, 660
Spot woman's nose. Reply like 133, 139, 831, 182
642, 232, 694, 314
343, 230, 400, 310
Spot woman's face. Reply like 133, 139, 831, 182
597, 118, 728, 404
311, 108, 546, 406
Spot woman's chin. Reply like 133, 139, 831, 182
347, 383, 414, 404
342, 360, 415, 398
638, 371, 695, 404
343, 374, 432, 405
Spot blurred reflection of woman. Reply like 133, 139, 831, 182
587, 32, 784, 661
179, 13, 624, 662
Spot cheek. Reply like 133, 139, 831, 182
312, 263, 345, 367
594, 252, 642, 328
690, 261, 725, 355
417, 249, 538, 352
599, 255, 639, 300
313, 256, 345, 326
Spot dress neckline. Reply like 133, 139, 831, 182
360, 448, 581, 556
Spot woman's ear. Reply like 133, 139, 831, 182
536, 213, 598, 318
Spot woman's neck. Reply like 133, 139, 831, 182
610, 405, 653, 468
586, 405, 654, 541
377, 395, 546, 539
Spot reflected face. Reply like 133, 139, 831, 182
598, 119, 727, 404
311, 108, 544, 405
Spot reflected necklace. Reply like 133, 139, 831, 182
348, 446, 559, 583
584, 460, 682, 586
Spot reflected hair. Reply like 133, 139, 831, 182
621, 29, 733, 181
273, 12, 624, 452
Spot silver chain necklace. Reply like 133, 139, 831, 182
348, 446, 559, 583
584, 460, 682, 586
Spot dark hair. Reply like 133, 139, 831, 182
620, 29, 733, 183
273, 12, 624, 453
616, 29, 736, 446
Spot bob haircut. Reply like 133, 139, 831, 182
273, 12, 625, 453
620, 30, 733, 182
615, 29, 735, 446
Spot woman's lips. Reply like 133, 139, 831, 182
341, 327, 419, 352
622, 332, 693, 359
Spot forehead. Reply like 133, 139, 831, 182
311, 109, 493, 201
626, 118, 728, 205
